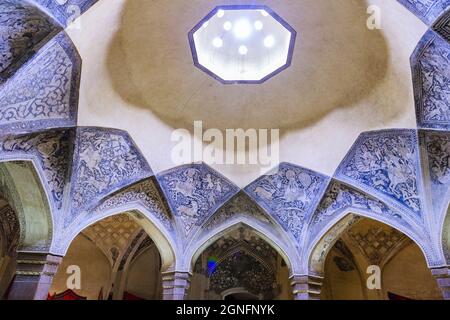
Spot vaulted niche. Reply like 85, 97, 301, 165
189, 226, 292, 300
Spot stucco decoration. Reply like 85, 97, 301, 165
335, 130, 424, 222
89, 178, 174, 232
309, 181, 403, 239
201, 192, 274, 233
412, 31, 450, 130
0, 0, 60, 81
0, 129, 73, 211
68, 128, 152, 224
157, 163, 239, 236
420, 130, 450, 221
31, 0, 99, 27
0, 32, 80, 134
433, 9, 450, 42
244, 163, 329, 243
398, 0, 450, 25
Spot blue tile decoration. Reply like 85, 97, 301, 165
0, 0, 448, 270
0, 0, 60, 81
0, 31, 80, 135
90, 178, 174, 232
202, 192, 274, 233
412, 31, 450, 130
31, 0, 100, 27
310, 180, 408, 238
419, 130, 450, 246
432, 8, 450, 42
157, 163, 240, 235
68, 127, 153, 224
335, 130, 424, 221
397, 0, 450, 25
245, 163, 330, 243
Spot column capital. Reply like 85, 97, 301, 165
290, 274, 323, 300
161, 271, 192, 300
431, 266, 450, 300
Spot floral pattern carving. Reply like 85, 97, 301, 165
245, 163, 329, 242
203, 192, 273, 232
398, 0, 450, 24
0, 0, 59, 79
70, 128, 152, 214
337, 130, 422, 216
311, 181, 402, 238
91, 179, 173, 231
413, 32, 450, 130
424, 131, 450, 185
157, 164, 239, 235
0, 32, 80, 134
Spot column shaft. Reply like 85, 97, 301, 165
291, 274, 323, 300
161, 271, 191, 300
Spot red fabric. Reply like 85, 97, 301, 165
47, 289, 87, 300
122, 292, 146, 300
388, 292, 413, 300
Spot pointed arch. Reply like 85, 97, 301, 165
58, 204, 177, 272
185, 217, 300, 275
307, 209, 435, 276
0, 160, 53, 251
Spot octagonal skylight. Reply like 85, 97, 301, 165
188, 5, 297, 84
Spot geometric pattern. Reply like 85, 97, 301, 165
348, 226, 406, 265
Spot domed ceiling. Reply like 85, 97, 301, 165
67, 0, 427, 187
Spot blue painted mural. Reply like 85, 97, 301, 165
68, 128, 153, 225
157, 163, 239, 235
245, 163, 329, 243
0, 32, 80, 135
398, 0, 450, 25
335, 130, 423, 220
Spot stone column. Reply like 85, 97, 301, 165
161, 271, 191, 300
290, 274, 323, 300
431, 267, 450, 300
7, 252, 62, 300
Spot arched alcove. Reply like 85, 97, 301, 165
188, 224, 293, 300
51, 212, 171, 300
310, 214, 441, 300
0, 161, 53, 251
